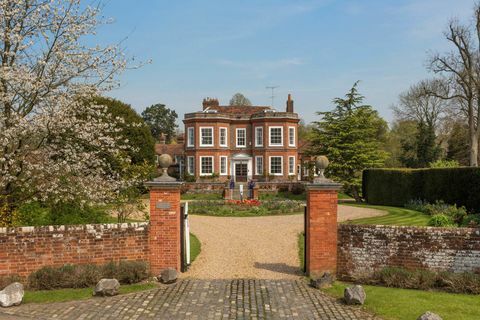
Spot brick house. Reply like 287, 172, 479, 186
175, 95, 300, 182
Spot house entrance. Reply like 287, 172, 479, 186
235, 162, 248, 182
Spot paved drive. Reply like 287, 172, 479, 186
186, 205, 385, 279
1, 280, 378, 319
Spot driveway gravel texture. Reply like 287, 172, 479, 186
186, 205, 385, 279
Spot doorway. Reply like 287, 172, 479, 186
235, 162, 248, 182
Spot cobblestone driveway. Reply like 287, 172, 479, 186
1, 280, 378, 319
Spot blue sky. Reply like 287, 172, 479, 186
98, 0, 474, 125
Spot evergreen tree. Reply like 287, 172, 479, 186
308, 82, 388, 201
400, 121, 441, 168
141, 104, 178, 143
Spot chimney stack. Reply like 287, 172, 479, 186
202, 97, 219, 110
286, 94, 294, 113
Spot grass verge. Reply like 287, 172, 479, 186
190, 233, 201, 262
323, 282, 480, 320
342, 203, 430, 226
23, 283, 157, 304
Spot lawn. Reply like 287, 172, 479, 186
342, 203, 430, 226
23, 283, 157, 304
190, 232, 201, 262
323, 282, 480, 320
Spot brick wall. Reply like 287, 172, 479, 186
0, 223, 149, 278
337, 224, 480, 280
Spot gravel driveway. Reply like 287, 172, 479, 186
186, 205, 385, 279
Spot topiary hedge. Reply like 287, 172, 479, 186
362, 168, 480, 212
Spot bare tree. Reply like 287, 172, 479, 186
393, 79, 449, 129
229, 93, 252, 106
428, 9, 479, 166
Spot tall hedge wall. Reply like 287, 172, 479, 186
362, 168, 480, 212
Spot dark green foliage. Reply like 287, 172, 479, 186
363, 168, 480, 212
428, 214, 456, 227
406, 200, 468, 226
446, 121, 470, 166
49, 203, 109, 225
308, 82, 389, 201
28, 261, 149, 290
93, 96, 156, 165
13, 202, 109, 226
141, 104, 178, 143
400, 122, 441, 168
370, 267, 480, 294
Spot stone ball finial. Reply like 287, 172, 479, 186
154, 154, 176, 182
158, 154, 173, 169
315, 156, 329, 170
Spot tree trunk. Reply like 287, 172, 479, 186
470, 127, 479, 167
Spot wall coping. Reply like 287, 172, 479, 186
338, 223, 480, 234
0, 222, 149, 234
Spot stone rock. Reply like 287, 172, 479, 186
0, 282, 24, 307
417, 311, 443, 320
310, 273, 335, 289
160, 268, 177, 284
344, 285, 366, 305
93, 279, 120, 297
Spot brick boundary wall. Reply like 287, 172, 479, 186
0, 223, 149, 278
337, 224, 480, 280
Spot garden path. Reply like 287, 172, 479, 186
185, 205, 385, 279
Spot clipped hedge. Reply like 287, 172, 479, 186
362, 168, 480, 212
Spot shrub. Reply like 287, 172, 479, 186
428, 214, 456, 227
12, 202, 50, 226
28, 261, 149, 290
363, 168, 480, 212
49, 202, 109, 225
0, 275, 22, 290
462, 214, 480, 227
369, 267, 480, 294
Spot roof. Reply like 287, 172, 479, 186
205, 105, 272, 115
155, 143, 184, 156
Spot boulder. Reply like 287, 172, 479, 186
159, 268, 177, 284
0, 282, 24, 307
417, 312, 443, 320
93, 279, 120, 297
344, 285, 366, 305
310, 273, 335, 289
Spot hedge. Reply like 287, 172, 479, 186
362, 168, 480, 212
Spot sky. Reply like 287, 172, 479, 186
96, 0, 475, 125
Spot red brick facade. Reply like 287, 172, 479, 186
305, 185, 341, 278
0, 223, 149, 278
183, 95, 300, 182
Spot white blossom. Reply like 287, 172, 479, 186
0, 0, 138, 208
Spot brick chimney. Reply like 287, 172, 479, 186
202, 97, 219, 110
286, 94, 294, 113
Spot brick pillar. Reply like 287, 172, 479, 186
306, 182, 341, 278
252, 186, 259, 200
145, 181, 182, 275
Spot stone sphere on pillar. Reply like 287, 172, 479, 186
315, 155, 329, 170
158, 154, 173, 169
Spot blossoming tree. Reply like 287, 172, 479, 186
0, 0, 139, 224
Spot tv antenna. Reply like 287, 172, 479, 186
266, 86, 279, 108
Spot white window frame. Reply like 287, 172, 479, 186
236, 128, 246, 148
288, 156, 295, 175
187, 127, 194, 147
288, 126, 296, 147
269, 126, 283, 147
255, 156, 264, 175
199, 126, 214, 147
220, 156, 228, 175
255, 127, 264, 147
187, 156, 194, 175
269, 156, 283, 176
199, 156, 214, 176
219, 127, 228, 147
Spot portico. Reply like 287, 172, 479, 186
231, 153, 252, 182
